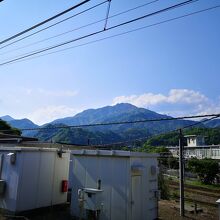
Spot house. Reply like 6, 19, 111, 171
184, 135, 205, 147
167, 134, 220, 160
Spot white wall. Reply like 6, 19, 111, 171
0, 148, 70, 212
70, 151, 158, 220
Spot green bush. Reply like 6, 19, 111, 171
187, 158, 219, 184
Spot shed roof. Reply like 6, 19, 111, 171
184, 135, 204, 138
0, 133, 38, 143
71, 149, 158, 158
0, 146, 70, 153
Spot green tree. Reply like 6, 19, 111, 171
187, 158, 219, 184
0, 119, 21, 135
168, 157, 179, 169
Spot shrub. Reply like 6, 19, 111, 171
187, 158, 219, 184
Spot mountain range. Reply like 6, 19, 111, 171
1, 103, 220, 145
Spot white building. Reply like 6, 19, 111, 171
70, 150, 159, 220
168, 135, 220, 160
0, 133, 70, 213
185, 135, 205, 147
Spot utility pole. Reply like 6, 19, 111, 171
179, 129, 185, 216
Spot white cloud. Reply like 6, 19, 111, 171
113, 93, 167, 107
167, 89, 208, 104
113, 89, 208, 107
112, 89, 220, 116
27, 105, 80, 125
197, 103, 220, 115
0, 86, 80, 124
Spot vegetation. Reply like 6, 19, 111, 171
0, 119, 21, 135
5, 104, 220, 147
35, 123, 152, 146
145, 132, 180, 147
145, 127, 220, 147
187, 158, 219, 184
185, 179, 220, 190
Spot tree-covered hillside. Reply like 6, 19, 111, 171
145, 127, 220, 147
0, 119, 21, 135
35, 123, 151, 146
3, 104, 219, 146
33, 103, 197, 145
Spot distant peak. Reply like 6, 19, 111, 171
0, 115, 14, 122
113, 103, 138, 109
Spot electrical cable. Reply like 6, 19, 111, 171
0, 113, 219, 133
1, 114, 219, 148
104, 0, 112, 30
0, 0, 160, 56
9, 4, 220, 66
107, 0, 197, 31
0, 0, 90, 46
0, 0, 107, 51
0, 0, 199, 66
88, 115, 220, 147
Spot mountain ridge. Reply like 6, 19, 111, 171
1, 103, 220, 145
0, 115, 14, 122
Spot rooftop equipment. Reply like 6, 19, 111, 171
70, 150, 159, 220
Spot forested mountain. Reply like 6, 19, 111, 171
2, 103, 219, 146
205, 119, 220, 128
33, 103, 195, 145
50, 103, 195, 134
8, 118, 39, 136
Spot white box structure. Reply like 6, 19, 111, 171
70, 150, 158, 220
216, 199, 220, 220
0, 147, 70, 213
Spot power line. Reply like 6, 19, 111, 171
1, 113, 219, 133
88, 115, 220, 147
10, 4, 220, 66
0, 0, 90, 46
107, 0, 197, 31
0, 0, 160, 56
0, 0, 107, 51
181, 115, 219, 130
0, 0, 198, 66
104, 0, 112, 30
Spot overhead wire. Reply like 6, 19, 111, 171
0, 0, 199, 66
104, 0, 112, 30
47, 114, 220, 148
88, 115, 220, 147
9, 4, 220, 66
0, 113, 220, 133
106, 0, 197, 31
1, 114, 219, 147
0, 0, 90, 46
0, 0, 107, 51
0, 0, 161, 56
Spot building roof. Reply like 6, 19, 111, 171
71, 149, 158, 158
0, 133, 38, 143
184, 135, 199, 138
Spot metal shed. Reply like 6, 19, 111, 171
70, 150, 158, 220
0, 147, 70, 213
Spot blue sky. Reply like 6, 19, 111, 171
0, 0, 219, 125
